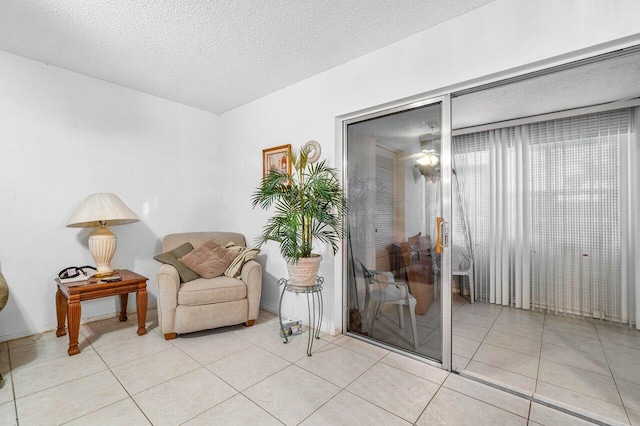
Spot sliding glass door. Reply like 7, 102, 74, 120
445, 49, 640, 424
344, 96, 452, 368
340, 44, 640, 423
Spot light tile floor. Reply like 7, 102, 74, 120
0, 307, 604, 425
368, 293, 640, 425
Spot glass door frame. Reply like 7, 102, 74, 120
341, 94, 453, 371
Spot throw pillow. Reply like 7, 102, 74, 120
223, 245, 260, 278
179, 239, 240, 279
153, 243, 201, 283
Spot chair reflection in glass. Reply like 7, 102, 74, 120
433, 245, 475, 303
356, 260, 418, 350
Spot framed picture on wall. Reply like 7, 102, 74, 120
262, 144, 292, 178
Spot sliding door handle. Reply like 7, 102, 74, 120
440, 220, 449, 248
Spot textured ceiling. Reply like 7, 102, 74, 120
348, 51, 640, 151
0, 0, 493, 115
452, 51, 640, 129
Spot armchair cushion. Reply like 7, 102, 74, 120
154, 243, 201, 283
180, 239, 240, 279
178, 276, 247, 306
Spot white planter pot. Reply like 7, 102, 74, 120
287, 255, 322, 286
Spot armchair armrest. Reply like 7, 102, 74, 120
370, 270, 395, 282
158, 264, 179, 287
157, 264, 180, 336
241, 260, 262, 322
371, 272, 411, 299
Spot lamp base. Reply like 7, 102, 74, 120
88, 226, 116, 276
92, 270, 115, 278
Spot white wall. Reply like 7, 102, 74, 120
0, 52, 220, 341
217, 0, 640, 335
2, 0, 639, 341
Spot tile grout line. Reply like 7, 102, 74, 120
411, 379, 444, 425
170, 328, 286, 425
10, 351, 111, 402
293, 339, 440, 424
215, 330, 379, 423
60, 397, 138, 426
22, 329, 146, 425
84, 331, 155, 426
444, 372, 532, 421
477, 308, 632, 425
6, 344, 18, 426
6, 309, 638, 425
341, 388, 410, 425
459, 304, 503, 372
67, 317, 213, 424
233, 391, 284, 426
460, 306, 632, 420
594, 321, 633, 426
355, 303, 535, 424
10, 316, 400, 424
103, 322, 279, 424
238, 340, 343, 425
535, 312, 629, 422
451, 305, 503, 371
292, 341, 377, 386
534, 309, 546, 397
458, 368, 616, 426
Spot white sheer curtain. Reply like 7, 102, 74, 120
453, 108, 638, 328
487, 126, 531, 309
623, 108, 640, 328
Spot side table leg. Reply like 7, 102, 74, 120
67, 297, 81, 356
278, 285, 289, 344
316, 290, 323, 340
305, 289, 323, 356
306, 293, 313, 356
119, 294, 128, 322
136, 286, 148, 336
55, 289, 67, 337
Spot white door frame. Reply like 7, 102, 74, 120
341, 94, 453, 370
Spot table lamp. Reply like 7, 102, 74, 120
67, 193, 139, 277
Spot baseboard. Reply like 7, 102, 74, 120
0, 305, 158, 343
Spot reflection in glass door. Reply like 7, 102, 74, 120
345, 97, 452, 367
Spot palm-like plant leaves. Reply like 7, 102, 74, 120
252, 145, 347, 263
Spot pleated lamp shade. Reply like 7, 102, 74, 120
67, 193, 139, 228
67, 193, 139, 276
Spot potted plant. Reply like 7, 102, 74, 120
252, 143, 347, 286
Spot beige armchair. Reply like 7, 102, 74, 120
157, 232, 262, 340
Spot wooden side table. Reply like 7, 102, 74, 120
55, 269, 148, 356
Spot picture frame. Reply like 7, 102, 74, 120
263, 144, 292, 178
